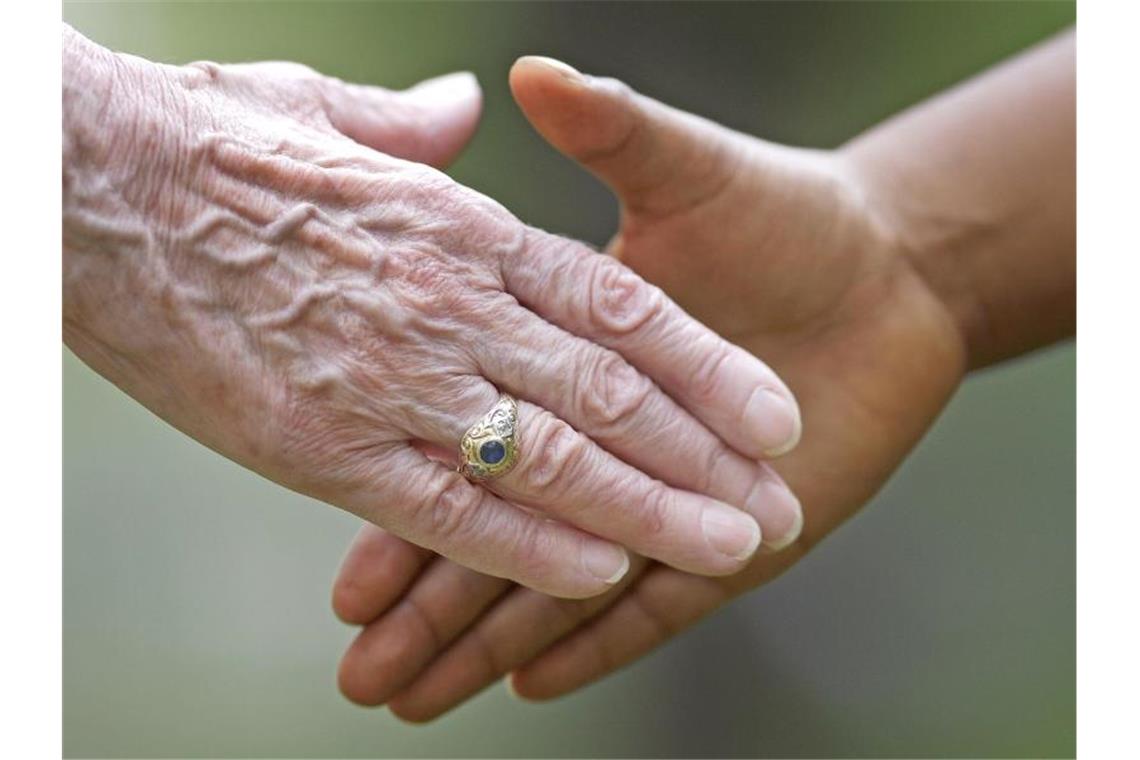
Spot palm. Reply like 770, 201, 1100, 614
614, 142, 965, 596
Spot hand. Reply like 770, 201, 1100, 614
330, 57, 968, 717
63, 29, 806, 600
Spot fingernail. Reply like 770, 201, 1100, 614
407, 71, 480, 106
701, 507, 761, 562
744, 387, 802, 457
522, 55, 584, 82
747, 478, 803, 551
767, 507, 803, 552
504, 675, 526, 702
582, 542, 630, 585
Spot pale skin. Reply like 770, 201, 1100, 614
63, 25, 808, 601
330, 32, 1074, 719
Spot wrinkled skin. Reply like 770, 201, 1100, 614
330, 57, 969, 718
63, 28, 807, 601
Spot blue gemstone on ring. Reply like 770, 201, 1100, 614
479, 440, 506, 465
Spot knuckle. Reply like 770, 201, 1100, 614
506, 520, 556, 590
523, 414, 590, 495
634, 482, 672, 539
448, 191, 519, 258
579, 351, 653, 431
699, 444, 733, 495
415, 470, 486, 542
587, 256, 663, 336
400, 595, 444, 651
183, 60, 225, 88
689, 336, 734, 403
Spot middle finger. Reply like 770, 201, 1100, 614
475, 308, 803, 550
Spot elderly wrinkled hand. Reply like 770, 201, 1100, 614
62, 27, 803, 600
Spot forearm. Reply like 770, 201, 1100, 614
843, 30, 1075, 370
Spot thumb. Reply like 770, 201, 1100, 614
509, 56, 745, 216
324, 71, 483, 168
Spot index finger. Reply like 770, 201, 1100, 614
503, 231, 801, 459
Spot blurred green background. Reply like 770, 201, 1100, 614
63, 2, 1075, 757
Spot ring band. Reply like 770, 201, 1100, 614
458, 394, 520, 481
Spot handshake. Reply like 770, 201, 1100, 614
63, 26, 1074, 721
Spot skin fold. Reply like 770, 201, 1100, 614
63, 25, 808, 601
331, 33, 1074, 720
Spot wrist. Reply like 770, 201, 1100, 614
63, 27, 189, 212
837, 142, 984, 372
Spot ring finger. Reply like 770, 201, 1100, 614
410, 382, 763, 577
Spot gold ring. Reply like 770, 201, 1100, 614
457, 394, 520, 481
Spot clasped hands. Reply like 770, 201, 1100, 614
327, 58, 967, 719
65, 28, 1001, 722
